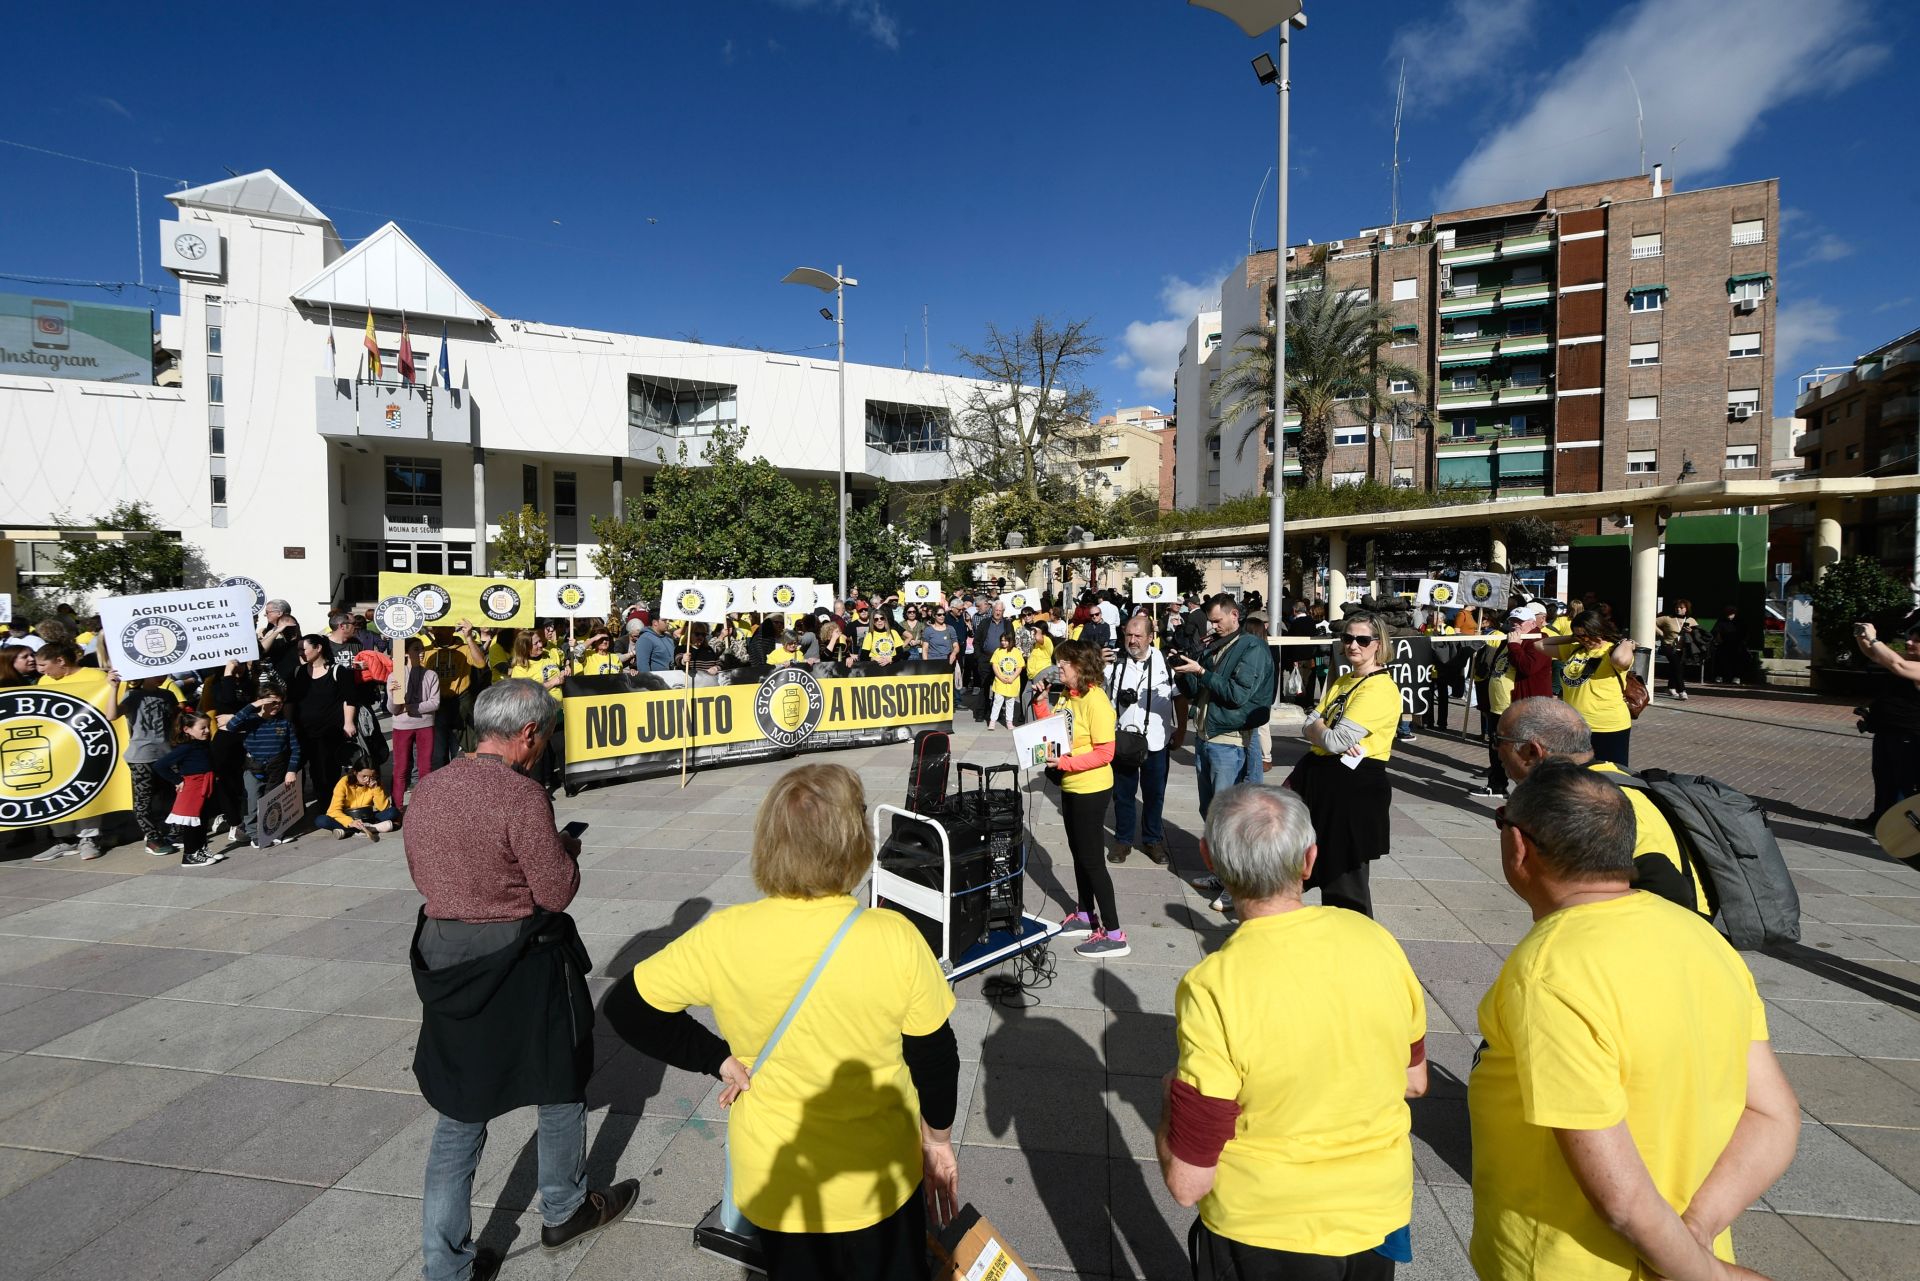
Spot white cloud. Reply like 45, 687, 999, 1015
1118, 272, 1225, 396
767, 0, 899, 50
1775, 298, 1845, 374
1389, 0, 1537, 105
1801, 234, 1854, 264
90, 96, 132, 120
1437, 0, 1885, 210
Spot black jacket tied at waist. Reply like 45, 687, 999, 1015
410, 908, 595, 1123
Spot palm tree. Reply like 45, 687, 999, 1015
1212, 284, 1424, 486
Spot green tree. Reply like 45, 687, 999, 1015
968, 476, 1112, 553
488, 504, 551, 579
1212, 285, 1423, 485
589, 424, 834, 605
938, 317, 1105, 512
51, 501, 185, 598
1811, 555, 1912, 664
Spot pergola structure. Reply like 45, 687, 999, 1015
951, 477, 1920, 649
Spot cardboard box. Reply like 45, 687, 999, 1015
931, 1206, 1033, 1281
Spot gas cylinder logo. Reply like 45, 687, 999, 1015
557, 583, 586, 610
0, 689, 121, 827
754, 667, 824, 749
770, 583, 798, 609
480, 584, 521, 621
119, 615, 190, 669
409, 583, 451, 622
1430, 583, 1456, 606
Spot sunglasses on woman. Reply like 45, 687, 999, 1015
1339, 633, 1377, 647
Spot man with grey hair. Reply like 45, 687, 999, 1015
1157, 784, 1427, 1277
1471, 762, 1797, 1280
259, 598, 302, 684
404, 679, 635, 1281
1495, 697, 1708, 917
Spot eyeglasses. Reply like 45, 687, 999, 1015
1493, 732, 1530, 746
1338, 634, 1377, 646
1494, 806, 1538, 844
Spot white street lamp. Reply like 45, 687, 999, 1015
782, 264, 858, 601
1190, 0, 1305, 617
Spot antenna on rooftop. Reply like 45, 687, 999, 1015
1390, 59, 1406, 228
1625, 66, 1646, 175
922, 304, 930, 372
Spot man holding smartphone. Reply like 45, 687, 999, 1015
404, 678, 634, 1281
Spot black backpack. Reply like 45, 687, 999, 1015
1605, 770, 1802, 950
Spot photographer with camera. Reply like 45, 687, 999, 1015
1853, 621, 1920, 824
1173, 595, 1277, 822
1104, 613, 1188, 867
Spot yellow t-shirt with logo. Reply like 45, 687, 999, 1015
424, 644, 474, 696
1483, 631, 1516, 715
1178, 906, 1425, 1254
1587, 763, 1710, 915
1311, 670, 1402, 762
507, 658, 565, 702
631, 895, 955, 1234
487, 639, 512, 673
1059, 687, 1116, 794
990, 648, 1024, 697
767, 647, 799, 667
573, 651, 620, 676
862, 628, 903, 660
1469, 892, 1768, 1281
1560, 643, 1632, 734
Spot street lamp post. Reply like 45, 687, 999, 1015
782, 264, 858, 601
1191, 0, 1305, 618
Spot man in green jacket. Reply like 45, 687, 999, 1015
1173, 594, 1278, 820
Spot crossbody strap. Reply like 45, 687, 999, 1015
752, 904, 864, 1073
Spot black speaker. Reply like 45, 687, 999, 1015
880, 813, 992, 960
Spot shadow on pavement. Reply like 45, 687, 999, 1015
1411, 1063, 1474, 1185
1766, 941, 1920, 1017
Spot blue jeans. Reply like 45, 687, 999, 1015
1196, 736, 1263, 820
1112, 748, 1171, 845
422, 1102, 587, 1281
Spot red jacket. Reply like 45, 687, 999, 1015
1508, 635, 1553, 699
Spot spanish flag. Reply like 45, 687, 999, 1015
363, 311, 382, 381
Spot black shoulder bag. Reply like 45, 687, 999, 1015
1111, 651, 1152, 771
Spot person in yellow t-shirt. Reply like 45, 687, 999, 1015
1541, 609, 1638, 767
611, 764, 960, 1262
1024, 625, 1053, 680
1045, 641, 1126, 958
573, 633, 621, 676
1494, 697, 1711, 917
987, 632, 1023, 729
504, 632, 567, 701
1291, 612, 1401, 917
861, 620, 905, 666
1470, 761, 1798, 1281
766, 632, 802, 667
1160, 785, 1427, 1272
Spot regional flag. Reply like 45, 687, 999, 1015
363, 311, 382, 381
436, 322, 450, 390
398, 315, 417, 385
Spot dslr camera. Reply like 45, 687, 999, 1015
1115, 687, 1139, 709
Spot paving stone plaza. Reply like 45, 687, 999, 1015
0, 688, 1917, 1280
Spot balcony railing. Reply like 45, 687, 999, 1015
1794, 427, 1822, 456
1882, 395, 1920, 423
1731, 229, 1765, 246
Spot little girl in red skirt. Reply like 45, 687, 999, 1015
153, 710, 227, 869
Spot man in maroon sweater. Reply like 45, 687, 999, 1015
1470, 604, 1556, 799
405, 678, 634, 1281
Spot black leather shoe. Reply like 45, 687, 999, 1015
1140, 841, 1169, 866
471, 1247, 502, 1281
541, 1179, 639, 1250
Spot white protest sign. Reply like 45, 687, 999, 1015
662, 580, 728, 624
758, 577, 813, 613
813, 585, 836, 612
98, 586, 260, 675
1456, 571, 1511, 610
1132, 576, 1178, 605
220, 576, 267, 614
536, 577, 612, 618
254, 774, 304, 847
1000, 588, 1039, 614
721, 579, 759, 614
372, 595, 425, 639
902, 580, 942, 606
1010, 709, 1074, 772
0, 594, 10, 625
1417, 578, 1460, 607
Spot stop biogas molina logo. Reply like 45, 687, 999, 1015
0, 689, 120, 826
755, 667, 824, 749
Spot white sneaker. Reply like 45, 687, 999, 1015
76, 840, 102, 861
1467, 786, 1505, 799
31, 844, 74, 862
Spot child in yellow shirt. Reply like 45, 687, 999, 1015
317, 764, 396, 841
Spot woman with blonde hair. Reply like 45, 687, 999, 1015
609, 763, 959, 1279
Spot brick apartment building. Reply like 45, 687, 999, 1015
1174, 169, 1780, 513
1786, 328, 1920, 580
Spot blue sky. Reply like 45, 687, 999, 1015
2, 0, 1912, 422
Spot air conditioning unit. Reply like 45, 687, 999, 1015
1731, 405, 1754, 420
1735, 296, 1759, 313
1329, 240, 1345, 252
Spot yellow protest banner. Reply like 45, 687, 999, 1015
376, 572, 536, 630
0, 675, 132, 829
562, 669, 954, 783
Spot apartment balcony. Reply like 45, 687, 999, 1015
1885, 342, 1920, 373
1285, 270, 1325, 296
1501, 381, 1551, 405
1882, 394, 1920, 424
1438, 287, 1496, 317
1494, 282, 1552, 309
1436, 426, 1549, 454
1499, 231, 1553, 258
1439, 222, 1554, 267
1437, 340, 1499, 365
1794, 427, 1822, 456
1439, 380, 1550, 410
315, 377, 472, 444
1438, 386, 1497, 410
1500, 333, 1551, 357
